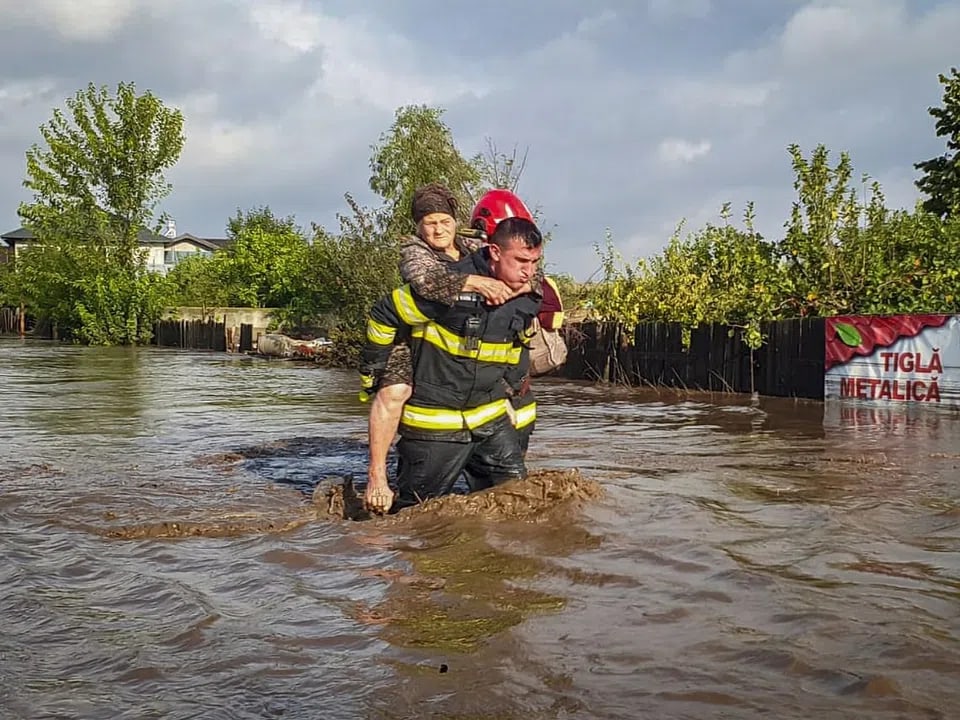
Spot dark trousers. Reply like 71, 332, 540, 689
518, 421, 535, 456
394, 416, 526, 509
512, 391, 536, 456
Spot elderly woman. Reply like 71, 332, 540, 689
363, 184, 539, 513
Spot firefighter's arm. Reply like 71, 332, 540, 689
503, 324, 533, 399
358, 285, 446, 401
358, 294, 400, 402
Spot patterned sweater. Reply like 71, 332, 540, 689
398, 234, 544, 305
398, 234, 483, 305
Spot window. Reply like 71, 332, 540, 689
164, 249, 207, 266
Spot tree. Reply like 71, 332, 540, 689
16, 81, 184, 343
472, 139, 529, 192
368, 105, 481, 237
915, 67, 960, 218
163, 254, 231, 312
215, 206, 309, 309
22, 81, 184, 260
778, 143, 862, 315
266, 193, 404, 357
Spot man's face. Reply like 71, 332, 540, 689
489, 236, 542, 290
418, 212, 457, 252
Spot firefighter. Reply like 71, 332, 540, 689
363, 186, 542, 513
359, 216, 544, 512
467, 191, 567, 463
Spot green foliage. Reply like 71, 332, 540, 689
14, 81, 183, 343
299, 195, 403, 345
163, 253, 231, 311
21, 81, 184, 254
216, 206, 309, 308
588, 142, 960, 350
588, 207, 785, 348
369, 104, 482, 236
74, 266, 170, 345
7, 228, 173, 344
778, 143, 863, 316
915, 67, 960, 218
0, 262, 15, 306
7, 231, 107, 339
163, 206, 311, 318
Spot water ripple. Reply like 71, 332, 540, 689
1, 342, 958, 718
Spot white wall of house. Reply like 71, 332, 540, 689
162, 240, 213, 273
144, 245, 166, 273
3, 230, 223, 274
166, 239, 209, 253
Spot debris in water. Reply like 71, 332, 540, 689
318, 469, 603, 524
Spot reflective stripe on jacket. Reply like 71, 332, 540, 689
360, 249, 541, 440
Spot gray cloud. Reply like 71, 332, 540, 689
1, 0, 956, 277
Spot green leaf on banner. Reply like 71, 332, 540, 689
835, 322, 862, 347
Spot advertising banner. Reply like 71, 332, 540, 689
824, 314, 960, 406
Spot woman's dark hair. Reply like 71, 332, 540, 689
489, 217, 542, 249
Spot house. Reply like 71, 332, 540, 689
156, 221, 231, 273
0, 219, 230, 274
0, 226, 36, 257
149, 219, 231, 273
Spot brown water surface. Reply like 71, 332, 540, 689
1, 340, 958, 719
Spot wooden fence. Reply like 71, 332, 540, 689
13, 309, 822, 399
153, 316, 825, 398
1, 311, 255, 351
559, 319, 826, 400
153, 319, 255, 352
0, 306, 21, 334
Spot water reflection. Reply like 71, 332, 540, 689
11, 344, 150, 437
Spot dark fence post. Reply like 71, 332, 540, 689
561, 317, 826, 399
214, 321, 226, 352
152, 317, 230, 353
239, 323, 253, 353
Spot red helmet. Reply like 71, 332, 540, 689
470, 189, 533, 238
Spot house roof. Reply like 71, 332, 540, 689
168, 232, 230, 251
1, 225, 192, 245
1, 227, 34, 241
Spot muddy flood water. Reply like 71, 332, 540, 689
1, 340, 958, 719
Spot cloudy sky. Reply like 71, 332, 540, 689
0, 0, 956, 279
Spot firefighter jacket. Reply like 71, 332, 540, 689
509, 274, 566, 431
359, 248, 542, 442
